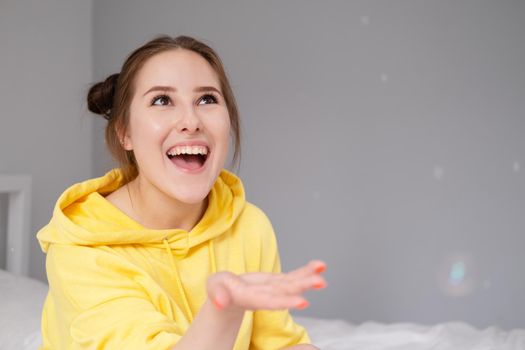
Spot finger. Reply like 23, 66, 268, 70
310, 260, 327, 273
285, 260, 327, 281
241, 267, 327, 295
242, 273, 327, 302
234, 286, 309, 311
240, 260, 327, 286
241, 272, 283, 285
270, 274, 327, 295
207, 272, 237, 309
211, 283, 231, 309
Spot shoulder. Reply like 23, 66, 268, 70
46, 244, 145, 286
238, 202, 274, 228
230, 202, 280, 271
235, 202, 276, 244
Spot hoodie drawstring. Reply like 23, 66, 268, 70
208, 240, 217, 274
163, 238, 194, 322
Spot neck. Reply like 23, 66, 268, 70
126, 177, 208, 231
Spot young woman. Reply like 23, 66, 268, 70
37, 35, 326, 350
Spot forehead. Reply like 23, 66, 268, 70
134, 48, 220, 90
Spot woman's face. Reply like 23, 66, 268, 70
123, 48, 231, 204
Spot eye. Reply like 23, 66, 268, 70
198, 94, 218, 105
151, 94, 171, 106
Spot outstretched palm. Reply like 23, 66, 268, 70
207, 260, 327, 311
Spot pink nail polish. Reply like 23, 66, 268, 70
296, 300, 310, 310
315, 264, 326, 273
213, 298, 223, 310
313, 281, 326, 289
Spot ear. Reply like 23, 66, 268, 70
122, 134, 133, 151
116, 124, 133, 151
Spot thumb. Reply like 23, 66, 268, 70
207, 272, 233, 310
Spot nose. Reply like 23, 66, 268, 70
175, 104, 202, 134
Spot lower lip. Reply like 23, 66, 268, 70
169, 155, 209, 174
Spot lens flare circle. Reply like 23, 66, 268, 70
437, 252, 478, 297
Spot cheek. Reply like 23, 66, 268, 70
130, 116, 167, 148
207, 111, 231, 139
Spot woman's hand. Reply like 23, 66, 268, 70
174, 261, 326, 349
206, 260, 327, 311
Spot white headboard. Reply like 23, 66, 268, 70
0, 175, 32, 276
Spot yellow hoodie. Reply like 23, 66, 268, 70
37, 168, 310, 350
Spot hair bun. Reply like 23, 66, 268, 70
87, 73, 119, 120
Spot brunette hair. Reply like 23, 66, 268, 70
87, 35, 241, 182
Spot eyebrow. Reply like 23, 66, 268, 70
142, 85, 222, 97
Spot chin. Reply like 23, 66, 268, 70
170, 186, 210, 205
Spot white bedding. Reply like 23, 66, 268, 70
0, 269, 47, 350
1, 269, 524, 350
296, 316, 525, 350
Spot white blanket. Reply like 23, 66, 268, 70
0, 269, 47, 350
295, 316, 525, 350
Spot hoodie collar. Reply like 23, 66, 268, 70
37, 168, 246, 254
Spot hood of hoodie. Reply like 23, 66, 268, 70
37, 168, 246, 255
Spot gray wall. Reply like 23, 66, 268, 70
0, 194, 7, 268
92, 0, 525, 330
0, 0, 93, 280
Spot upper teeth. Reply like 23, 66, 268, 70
167, 145, 208, 156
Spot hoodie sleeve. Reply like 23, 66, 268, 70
43, 244, 184, 350
248, 207, 312, 350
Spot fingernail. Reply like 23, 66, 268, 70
296, 300, 310, 310
315, 264, 326, 273
213, 298, 223, 310
313, 281, 327, 289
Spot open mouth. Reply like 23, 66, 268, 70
166, 145, 209, 171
